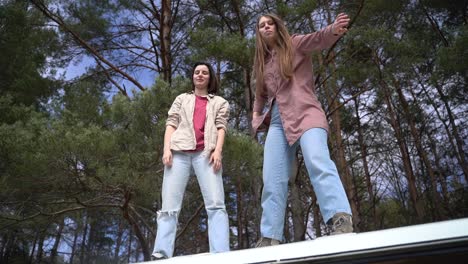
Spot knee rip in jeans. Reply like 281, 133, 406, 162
157, 210, 179, 219
206, 205, 226, 212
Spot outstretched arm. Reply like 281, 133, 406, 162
294, 13, 350, 53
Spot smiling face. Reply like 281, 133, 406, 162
192, 64, 210, 94
258, 16, 277, 46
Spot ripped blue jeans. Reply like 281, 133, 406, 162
152, 150, 230, 257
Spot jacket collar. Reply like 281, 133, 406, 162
188, 91, 215, 99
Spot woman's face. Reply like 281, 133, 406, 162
258, 16, 277, 43
193, 64, 210, 91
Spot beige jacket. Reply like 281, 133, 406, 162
166, 92, 230, 152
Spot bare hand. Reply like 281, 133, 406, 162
332, 13, 350, 35
210, 150, 223, 172
162, 149, 173, 166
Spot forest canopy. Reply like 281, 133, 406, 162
0, 0, 467, 263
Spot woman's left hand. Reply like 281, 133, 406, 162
210, 150, 223, 172
332, 13, 350, 35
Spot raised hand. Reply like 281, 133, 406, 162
332, 13, 350, 35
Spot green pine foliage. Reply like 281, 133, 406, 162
1, 0, 467, 262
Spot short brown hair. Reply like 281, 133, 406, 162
191, 62, 219, 94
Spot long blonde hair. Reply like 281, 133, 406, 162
253, 14, 294, 96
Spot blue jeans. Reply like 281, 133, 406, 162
152, 151, 230, 257
260, 103, 351, 241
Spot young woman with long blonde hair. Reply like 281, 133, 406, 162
252, 13, 353, 247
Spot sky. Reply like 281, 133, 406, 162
62, 55, 158, 97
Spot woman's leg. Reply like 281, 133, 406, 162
260, 103, 296, 241
299, 128, 352, 223
192, 152, 230, 253
153, 151, 192, 258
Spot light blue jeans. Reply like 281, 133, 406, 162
152, 151, 230, 257
260, 103, 352, 241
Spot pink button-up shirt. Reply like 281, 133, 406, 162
252, 25, 340, 145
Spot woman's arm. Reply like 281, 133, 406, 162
253, 78, 268, 114
294, 13, 350, 53
162, 95, 184, 166
215, 100, 230, 131
210, 128, 226, 172
212, 99, 230, 172
166, 95, 183, 128
252, 81, 269, 134
162, 125, 176, 166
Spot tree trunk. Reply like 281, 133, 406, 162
433, 82, 468, 182
79, 213, 89, 264
416, 72, 468, 181
429, 135, 453, 215
125, 213, 150, 260
69, 219, 80, 264
407, 86, 453, 217
353, 95, 378, 229
127, 228, 133, 264
160, 0, 172, 83
231, 0, 254, 131
29, 231, 38, 264
114, 219, 125, 262
236, 171, 244, 249
289, 155, 305, 241
50, 218, 65, 263
244, 215, 250, 248
2, 232, 15, 263
394, 80, 444, 220
244, 68, 254, 131
36, 230, 45, 264
312, 194, 322, 238
122, 190, 150, 261
379, 77, 424, 222
322, 52, 361, 230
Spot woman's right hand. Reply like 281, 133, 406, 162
253, 111, 260, 119
332, 13, 350, 35
162, 149, 173, 166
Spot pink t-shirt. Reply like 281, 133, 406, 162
192, 95, 208, 151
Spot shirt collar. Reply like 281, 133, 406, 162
189, 91, 215, 99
